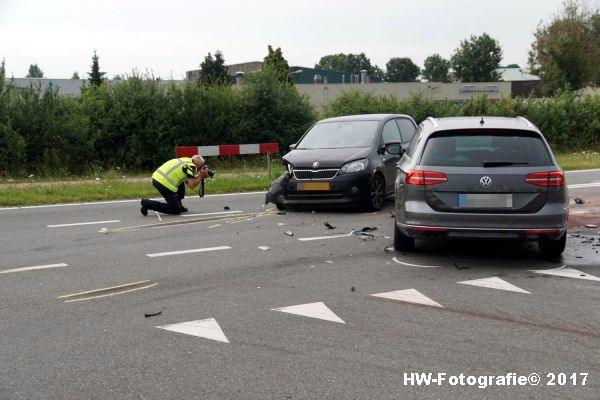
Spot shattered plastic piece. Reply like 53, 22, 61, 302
384, 246, 394, 253
326, 260, 334, 264
258, 246, 270, 251
98, 228, 108, 234
454, 262, 468, 270
224, 206, 230, 210
389, 211, 396, 218
350, 287, 355, 292
574, 197, 585, 205
324, 221, 336, 229
284, 231, 294, 236
361, 226, 378, 232
145, 311, 162, 318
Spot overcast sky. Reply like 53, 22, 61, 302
1, 0, 596, 79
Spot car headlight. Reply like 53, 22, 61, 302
340, 159, 368, 174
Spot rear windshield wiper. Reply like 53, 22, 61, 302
483, 161, 529, 167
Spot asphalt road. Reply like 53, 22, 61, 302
1, 171, 599, 400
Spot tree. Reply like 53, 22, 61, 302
87, 50, 106, 86
528, 1, 600, 94
263, 45, 291, 84
71, 72, 80, 79
315, 53, 374, 75
112, 74, 123, 80
505, 64, 520, 68
385, 57, 420, 82
199, 50, 228, 86
26, 64, 44, 78
451, 33, 503, 82
422, 54, 451, 82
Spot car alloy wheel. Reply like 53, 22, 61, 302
367, 175, 385, 211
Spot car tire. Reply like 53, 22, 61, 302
275, 201, 285, 211
394, 222, 415, 251
366, 174, 385, 211
538, 232, 566, 259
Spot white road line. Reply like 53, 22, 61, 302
457, 277, 531, 294
565, 168, 600, 173
297, 232, 354, 241
21, 203, 84, 209
529, 266, 600, 281
271, 302, 346, 323
146, 246, 231, 258
392, 257, 444, 268
156, 318, 229, 343
181, 210, 243, 217
47, 220, 121, 228
371, 289, 444, 308
0, 263, 68, 274
568, 182, 600, 189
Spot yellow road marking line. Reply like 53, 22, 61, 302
58, 280, 152, 299
63, 283, 159, 303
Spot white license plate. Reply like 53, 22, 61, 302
458, 193, 513, 208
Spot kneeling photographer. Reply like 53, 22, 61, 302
140, 154, 212, 216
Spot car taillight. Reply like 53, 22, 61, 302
406, 170, 448, 185
525, 171, 565, 187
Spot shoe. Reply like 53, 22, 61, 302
140, 199, 148, 216
180, 206, 188, 213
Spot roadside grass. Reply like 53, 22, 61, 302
0, 166, 284, 207
1, 151, 599, 206
555, 151, 600, 171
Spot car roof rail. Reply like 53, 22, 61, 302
516, 116, 534, 128
426, 116, 439, 128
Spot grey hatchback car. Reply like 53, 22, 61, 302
391, 116, 568, 258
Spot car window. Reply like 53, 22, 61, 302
381, 120, 401, 144
405, 126, 422, 158
419, 129, 552, 167
296, 121, 379, 149
396, 118, 416, 144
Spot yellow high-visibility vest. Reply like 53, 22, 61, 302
152, 157, 196, 192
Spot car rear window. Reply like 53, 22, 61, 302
296, 121, 379, 149
419, 130, 552, 167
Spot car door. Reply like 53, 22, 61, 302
380, 119, 402, 193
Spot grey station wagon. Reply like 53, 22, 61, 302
390, 116, 568, 258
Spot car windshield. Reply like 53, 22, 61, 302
296, 121, 379, 149
419, 130, 552, 167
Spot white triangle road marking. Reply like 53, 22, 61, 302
271, 301, 345, 323
371, 289, 444, 308
156, 318, 229, 343
458, 277, 531, 294
530, 266, 600, 282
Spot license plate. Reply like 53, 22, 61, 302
458, 193, 513, 208
298, 182, 331, 191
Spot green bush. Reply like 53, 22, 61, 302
322, 90, 600, 152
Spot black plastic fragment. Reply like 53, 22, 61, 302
144, 311, 162, 318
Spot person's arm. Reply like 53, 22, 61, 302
187, 167, 209, 189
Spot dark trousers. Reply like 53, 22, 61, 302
142, 179, 186, 215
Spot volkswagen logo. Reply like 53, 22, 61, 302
480, 176, 492, 188
312, 161, 320, 168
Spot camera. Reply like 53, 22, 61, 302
204, 166, 215, 178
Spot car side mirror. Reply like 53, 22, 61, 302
289, 143, 297, 150
385, 143, 403, 156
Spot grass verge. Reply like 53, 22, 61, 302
0, 168, 283, 207
1, 152, 598, 207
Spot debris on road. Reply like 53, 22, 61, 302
284, 231, 294, 236
98, 228, 109, 234
277, 222, 285, 226
389, 211, 396, 218
258, 246, 270, 251
454, 262, 469, 270
384, 246, 395, 253
144, 311, 162, 318
352, 230, 375, 240
350, 286, 355, 292
574, 197, 585, 205
155, 211, 162, 222
326, 260, 334, 264
361, 226, 378, 232
224, 206, 230, 210
324, 221, 336, 229
276, 211, 287, 215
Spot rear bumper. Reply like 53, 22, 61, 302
396, 201, 568, 241
397, 222, 566, 241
